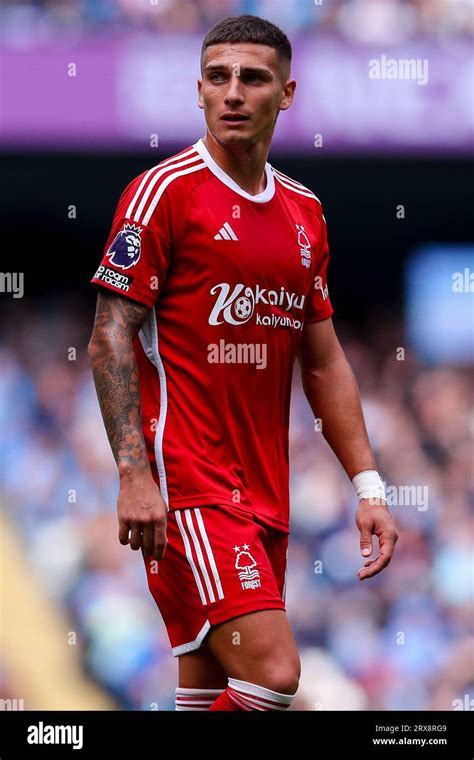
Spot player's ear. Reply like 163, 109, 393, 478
279, 79, 296, 112
197, 79, 204, 110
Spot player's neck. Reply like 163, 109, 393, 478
202, 133, 270, 197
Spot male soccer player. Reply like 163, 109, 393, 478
88, 15, 398, 711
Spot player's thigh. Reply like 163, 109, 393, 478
178, 645, 228, 689
205, 608, 300, 693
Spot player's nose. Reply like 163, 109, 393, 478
224, 76, 245, 105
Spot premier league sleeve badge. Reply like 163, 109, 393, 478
106, 223, 142, 270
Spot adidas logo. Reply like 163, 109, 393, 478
214, 222, 238, 241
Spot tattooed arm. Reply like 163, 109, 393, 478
87, 291, 167, 560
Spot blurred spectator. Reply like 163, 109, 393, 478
0, 0, 472, 43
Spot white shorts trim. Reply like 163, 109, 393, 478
172, 619, 211, 657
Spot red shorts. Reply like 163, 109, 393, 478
142, 503, 289, 656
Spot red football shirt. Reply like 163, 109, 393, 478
91, 138, 333, 533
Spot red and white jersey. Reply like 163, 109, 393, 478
91, 138, 333, 533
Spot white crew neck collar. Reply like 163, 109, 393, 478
193, 138, 275, 203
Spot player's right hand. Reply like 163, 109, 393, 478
117, 469, 168, 561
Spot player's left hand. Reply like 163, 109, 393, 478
355, 498, 398, 580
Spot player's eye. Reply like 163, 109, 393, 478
209, 72, 226, 82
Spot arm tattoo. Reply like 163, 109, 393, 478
88, 292, 151, 473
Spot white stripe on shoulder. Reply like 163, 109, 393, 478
125, 147, 200, 221
273, 167, 318, 194
131, 153, 204, 224
274, 173, 316, 199
272, 168, 306, 188
141, 161, 206, 226
273, 169, 321, 204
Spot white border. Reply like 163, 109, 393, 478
172, 619, 211, 657
138, 309, 169, 505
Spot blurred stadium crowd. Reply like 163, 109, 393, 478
0, 303, 472, 710
1, 0, 472, 42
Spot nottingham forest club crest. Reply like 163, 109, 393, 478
234, 544, 261, 590
107, 223, 142, 270
296, 224, 312, 269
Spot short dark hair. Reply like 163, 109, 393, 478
201, 15, 292, 74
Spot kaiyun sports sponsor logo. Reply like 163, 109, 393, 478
208, 282, 306, 330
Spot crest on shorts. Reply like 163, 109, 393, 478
234, 544, 261, 590
107, 223, 142, 270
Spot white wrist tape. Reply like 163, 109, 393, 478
352, 470, 386, 501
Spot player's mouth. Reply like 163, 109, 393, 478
221, 113, 250, 124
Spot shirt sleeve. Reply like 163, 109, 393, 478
90, 172, 172, 308
304, 206, 334, 323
